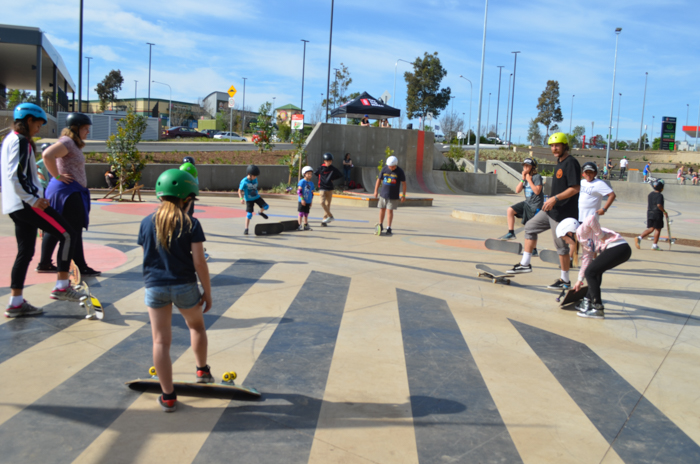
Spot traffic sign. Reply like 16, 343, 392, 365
228, 85, 237, 98
380, 91, 391, 104
228, 97, 235, 108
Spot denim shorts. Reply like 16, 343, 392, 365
144, 282, 201, 309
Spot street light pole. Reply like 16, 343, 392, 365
508, 52, 521, 147
638, 72, 648, 150
604, 27, 622, 170
486, 93, 491, 137
569, 94, 575, 135
505, 73, 512, 145
301, 40, 309, 113
651, 115, 655, 149
474, 0, 490, 172
85, 56, 92, 113
152, 80, 171, 128
146, 43, 155, 117
615, 93, 622, 150
459, 75, 472, 144
325, 0, 335, 122
78, 0, 84, 112
393, 59, 411, 109
495, 66, 504, 141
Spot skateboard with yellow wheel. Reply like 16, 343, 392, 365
68, 261, 104, 320
126, 367, 261, 398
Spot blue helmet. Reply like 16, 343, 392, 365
14, 103, 47, 125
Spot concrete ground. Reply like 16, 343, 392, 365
0, 191, 699, 464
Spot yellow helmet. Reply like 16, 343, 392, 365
548, 132, 569, 145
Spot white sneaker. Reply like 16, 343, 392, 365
327, 216, 335, 223
321, 217, 331, 224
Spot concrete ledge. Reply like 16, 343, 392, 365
313, 192, 432, 207
452, 209, 507, 225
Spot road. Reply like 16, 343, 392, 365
39, 140, 295, 153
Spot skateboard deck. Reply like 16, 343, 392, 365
476, 264, 515, 285
280, 220, 301, 231
69, 260, 81, 287
76, 281, 104, 320
254, 222, 284, 236
666, 215, 672, 250
484, 239, 522, 255
126, 368, 261, 398
539, 249, 560, 265
375, 223, 382, 236
557, 286, 589, 307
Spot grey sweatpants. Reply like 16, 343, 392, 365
523, 210, 569, 255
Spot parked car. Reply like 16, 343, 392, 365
434, 134, 445, 143
199, 129, 220, 137
214, 132, 247, 141
164, 126, 207, 139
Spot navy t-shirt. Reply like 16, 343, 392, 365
548, 154, 581, 222
138, 213, 206, 288
379, 166, 406, 199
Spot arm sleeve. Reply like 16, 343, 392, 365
239, 178, 246, 191
190, 219, 206, 243
398, 169, 406, 183
8, 137, 41, 205
332, 166, 343, 180
565, 159, 582, 189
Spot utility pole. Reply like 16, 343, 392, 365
638, 72, 648, 150
508, 52, 521, 146
301, 40, 309, 112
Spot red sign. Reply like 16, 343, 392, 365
361, 99, 370, 106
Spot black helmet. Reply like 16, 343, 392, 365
183, 156, 195, 165
522, 157, 538, 168
40, 143, 52, 152
65, 112, 92, 128
652, 179, 665, 191
247, 164, 260, 176
582, 162, 598, 173
323, 152, 333, 161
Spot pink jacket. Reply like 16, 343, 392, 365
576, 215, 626, 282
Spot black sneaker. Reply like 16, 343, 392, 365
321, 222, 328, 227
506, 263, 532, 274
158, 394, 177, 412
502, 232, 516, 240
385, 228, 393, 235
259, 211, 268, 219
81, 267, 101, 277
547, 279, 571, 290
196, 365, 214, 384
36, 263, 57, 273
244, 229, 249, 235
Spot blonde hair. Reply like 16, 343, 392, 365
60, 126, 86, 149
154, 196, 193, 251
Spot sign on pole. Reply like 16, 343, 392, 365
660, 116, 677, 151
228, 85, 237, 98
228, 97, 235, 108
291, 114, 304, 130
380, 91, 391, 104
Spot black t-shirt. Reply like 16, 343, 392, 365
648, 191, 664, 218
138, 213, 206, 288
379, 166, 406, 199
548, 154, 581, 222
314, 164, 343, 190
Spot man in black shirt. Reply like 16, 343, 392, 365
508, 133, 581, 290
314, 152, 344, 226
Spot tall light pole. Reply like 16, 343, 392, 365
486, 93, 491, 136
393, 59, 411, 109
495, 66, 504, 142
325, 0, 335, 122
451, 95, 456, 115
459, 75, 472, 144
474, 0, 490, 172
78, 0, 84, 112
152, 80, 171, 128
508, 52, 521, 147
615, 93, 622, 150
638, 72, 648, 150
146, 43, 155, 117
301, 40, 309, 113
241, 77, 247, 134
569, 94, 575, 135
85, 56, 92, 113
505, 73, 512, 145
604, 27, 622, 169
651, 115, 655, 149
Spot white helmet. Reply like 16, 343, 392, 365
301, 166, 313, 176
555, 218, 580, 238
386, 156, 398, 166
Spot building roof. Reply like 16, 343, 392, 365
276, 104, 302, 111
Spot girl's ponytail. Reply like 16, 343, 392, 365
154, 196, 193, 252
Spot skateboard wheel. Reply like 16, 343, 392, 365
222, 372, 231, 381
149, 366, 157, 376
492, 278, 497, 284
229, 371, 237, 380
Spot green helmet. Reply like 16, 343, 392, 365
156, 169, 199, 199
548, 132, 569, 145
180, 162, 198, 178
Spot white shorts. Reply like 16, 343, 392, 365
377, 197, 399, 210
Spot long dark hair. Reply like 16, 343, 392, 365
12, 117, 38, 154
344, 153, 351, 160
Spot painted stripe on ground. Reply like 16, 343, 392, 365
397, 289, 523, 463
511, 319, 700, 464
193, 271, 350, 464
0, 260, 273, 464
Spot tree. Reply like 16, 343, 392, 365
95, 70, 125, 112
251, 102, 275, 154
617, 140, 628, 150
534, 80, 563, 137
404, 52, 451, 127
439, 112, 464, 142
652, 137, 661, 150
6, 89, 34, 110
105, 108, 148, 198
321, 64, 357, 111
527, 118, 543, 146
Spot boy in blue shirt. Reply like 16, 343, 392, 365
238, 164, 269, 235
297, 166, 315, 230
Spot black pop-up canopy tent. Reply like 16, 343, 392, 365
329, 92, 401, 120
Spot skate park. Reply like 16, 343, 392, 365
1, 126, 700, 463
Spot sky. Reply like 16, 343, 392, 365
6, 0, 700, 143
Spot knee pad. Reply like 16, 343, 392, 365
246, 212, 253, 219
263, 204, 269, 210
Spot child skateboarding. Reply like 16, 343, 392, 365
314, 153, 343, 226
507, 132, 581, 291
556, 216, 632, 319
297, 166, 315, 230
138, 169, 213, 412
239, 164, 269, 235
373, 155, 406, 235
635, 179, 668, 251
503, 158, 543, 240
578, 162, 616, 222
1, 103, 82, 317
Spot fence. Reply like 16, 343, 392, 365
57, 112, 160, 141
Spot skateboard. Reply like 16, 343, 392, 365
254, 222, 284, 236
280, 220, 301, 231
666, 215, 672, 250
557, 285, 588, 308
126, 367, 261, 398
539, 249, 560, 265
375, 223, 382, 236
67, 261, 104, 320
69, 260, 81, 287
484, 238, 522, 255
476, 264, 516, 285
